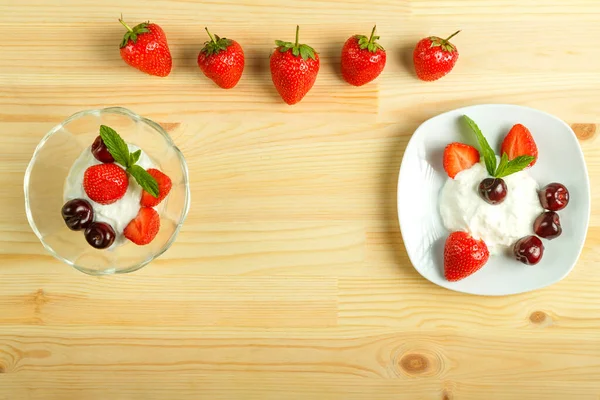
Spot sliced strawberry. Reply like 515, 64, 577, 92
124, 207, 160, 245
140, 168, 172, 207
500, 124, 538, 167
443, 142, 480, 179
444, 231, 489, 281
83, 164, 128, 205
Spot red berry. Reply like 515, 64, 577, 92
478, 178, 508, 205
443, 142, 480, 179
533, 211, 562, 240
270, 25, 320, 105
83, 164, 128, 205
91, 136, 114, 164
341, 26, 386, 86
140, 168, 172, 207
500, 124, 538, 167
119, 18, 172, 77
444, 231, 489, 281
513, 235, 544, 265
539, 183, 569, 211
197, 28, 245, 89
124, 207, 160, 245
61, 199, 94, 231
85, 222, 116, 249
413, 30, 460, 82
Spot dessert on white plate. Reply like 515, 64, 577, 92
397, 104, 590, 295
439, 116, 570, 281
60, 125, 172, 249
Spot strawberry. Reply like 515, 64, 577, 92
443, 142, 480, 178
83, 164, 129, 205
444, 231, 489, 282
500, 124, 538, 167
413, 30, 460, 82
270, 25, 320, 105
341, 25, 386, 86
119, 16, 172, 77
197, 27, 245, 89
140, 169, 172, 207
124, 207, 160, 245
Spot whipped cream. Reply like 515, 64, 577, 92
439, 161, 543, 255
64, 144, 157, 247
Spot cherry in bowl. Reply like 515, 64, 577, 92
61, 199, 94, 231
91, 136, 115, 164
539, 183, 569, 211
84, 222, 116, 249
534, 211, 562, 240
513, 235, 544, 265
478, 178, 507, 205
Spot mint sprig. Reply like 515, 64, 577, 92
99, 125, 159, 198
463, 115, 535, 178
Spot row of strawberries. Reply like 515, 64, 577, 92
118, 17, 460, 105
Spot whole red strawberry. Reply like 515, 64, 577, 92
413, 30, 460, 82
270, 25, 320, 105
119, 16, 172, 77
341, 25, 386, 86
83, 164, 129, 205
197, 27, 245, 89
140, 168, 172, 207
444, 231, 489, 281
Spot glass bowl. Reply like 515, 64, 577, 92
24, 107, 190, 275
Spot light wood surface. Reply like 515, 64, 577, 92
1, 0, 600, 399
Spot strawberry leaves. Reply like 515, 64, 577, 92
275, 25, 317, 61
356, 25, 385, 53
201, 27, 233, 56
463, 115, 535, 178
119, 17, 150, 49
99, 125, 159, 198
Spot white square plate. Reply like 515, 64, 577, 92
398, 104, 590, 295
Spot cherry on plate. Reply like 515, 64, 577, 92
478, 178, 507, 205
513, 235, 544, 265
84, 222, 116, 249
533, 211, 562, 240
91, 136, 115, 164
539, 182, 569, 211
61, 199, 94, 231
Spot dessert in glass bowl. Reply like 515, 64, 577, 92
439, 116, 570, 281
25, 107, 190, 275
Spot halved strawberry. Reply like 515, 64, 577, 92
443, 142, 480, 178
124, 207, 160, 245
140, 168, 172, 207
500, 124, 538, 167
444, 231, 489, 281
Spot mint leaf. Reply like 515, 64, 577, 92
99, 125, 131, 167
494, 152, 509, 177
463, 115, 496, 176
128, 165, 159, 198
131, 149, 141, 164
494, 155, 535, 178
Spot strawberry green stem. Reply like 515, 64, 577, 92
119, 15, 133, 33
205, 27, 217, 44
295, 25, 300, 48
368, 25, 377, 44
444, 30, 461, 42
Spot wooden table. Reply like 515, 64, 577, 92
1, 0, 600, 399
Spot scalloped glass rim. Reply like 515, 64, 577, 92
24, 107, 191, 275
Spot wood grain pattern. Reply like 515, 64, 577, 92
1, 0, 600, 399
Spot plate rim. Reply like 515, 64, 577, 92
397, 103, 591, 296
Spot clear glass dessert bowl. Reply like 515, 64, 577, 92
24, 107, 190, 275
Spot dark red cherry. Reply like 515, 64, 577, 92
478, 178, 508, 205
84, 222, 116, 249
513, 235, 544, 265
91, 136, 114, 164
533, 211, 562, 240
61, 199, 94, 231
539, 182, 569, 211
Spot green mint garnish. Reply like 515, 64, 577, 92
99, 125, 159, 198
463, 115, 535, 178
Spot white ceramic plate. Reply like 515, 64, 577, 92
398, 104, 590, 295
